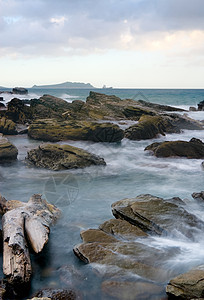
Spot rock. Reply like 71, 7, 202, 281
198, 100, 204, 111
166, 265, 204, 299
0, 134, 18, 162
80, 229, 118, 243
192, 191, 204, 203
30, 94, 72, 119
34, 288, 77, 300
6, 98, 33, 123
27, 298, 51, 300
102, 280, 164, 300
99, 218, 148, 239
168, 113, 204, 130
0, 280, 6, 299
27, 144, 106, 171
62, 91, 184, 121
0, 117, 17, 134
125, 115, 179, 140
28, 119, 124, 142
111, 194, 204, 239
189, 106, 197, 111
0, 102, 5, 108
0, 97, 4, 101
202, 161, 204, 170
145, 138, 204, 159
12, 87, 28, 95
74, 239, 168, 281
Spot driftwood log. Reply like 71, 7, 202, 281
0, 194, 61, 286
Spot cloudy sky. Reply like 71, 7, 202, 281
0, 0, 204, 88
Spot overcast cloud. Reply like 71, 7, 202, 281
1, 0, 204, 57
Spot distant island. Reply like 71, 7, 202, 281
32, 81, 95, 89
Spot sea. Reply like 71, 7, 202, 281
0, 88, 204, 299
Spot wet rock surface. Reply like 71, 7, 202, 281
111, 194, 204, 239
0, 117, 17, 135
125, 115, 179, 140
0, 134, 18, 162
28, 119, 124, 142
166, 266, 204, 299
145, 138, 204, 159
27, 143, 106, 170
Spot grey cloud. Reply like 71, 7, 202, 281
0, 0, 204, 57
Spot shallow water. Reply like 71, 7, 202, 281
0, 89, 204, 299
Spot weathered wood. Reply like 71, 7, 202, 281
1, 194, 60, 285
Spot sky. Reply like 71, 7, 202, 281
0, 0, 204, 88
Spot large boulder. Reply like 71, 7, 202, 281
0, 117, 17, 135
166, 265, 204, 299
27, 144, 106, 171
145, 138, 204, 159
30, 94, 71, 119
6, 98, 33, 123
111, 194, 204, 239
62, 91, 184, 121
28, 119, 124, 142
12, 87, 28, 95
125, 115, 179, 140
0, 134, 18, 162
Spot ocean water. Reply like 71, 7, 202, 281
0, 88, 204, 299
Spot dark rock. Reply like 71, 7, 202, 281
27, 144, 106, 171
0, 280, 6, 299
0, 117, 17, 135
166, 265, 204, 299
0, 97, 4, 102
202, 161, 204, 170
30, 94, 71, 119
125, 115, 178, 140
192, 191, 204, 203
28, 119, 124, 142
0, 134, 18, 162
136, 99, 185, 112
111, 194, 204, 239
12, 87, 28, 95
34, 288, 76, 300
145, 138, 204, 159
6, 98, 33, 123
0, 102, 5, 108
198, 100, 204, 111
189, 106, 197, 111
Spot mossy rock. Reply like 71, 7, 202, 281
145, 138, 204, 158
0, 134, 18, 162
27, 143, 106, 170
0, 117, 17, 135
31, 94, 71, 119
6, 98, 33, 123
125, 115, 178, 140
28, 119, 124, 142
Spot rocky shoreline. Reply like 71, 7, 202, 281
0, 91, 204, 299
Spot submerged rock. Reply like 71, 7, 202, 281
28, 119, 124, 142
27, 144, 106, 171
166, 265, 204, 299
102, 280, 164, 300
145, 138, 204, 159
125, 115, 178, 140
0, 134, 18, 162
0, 117, 17, 135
